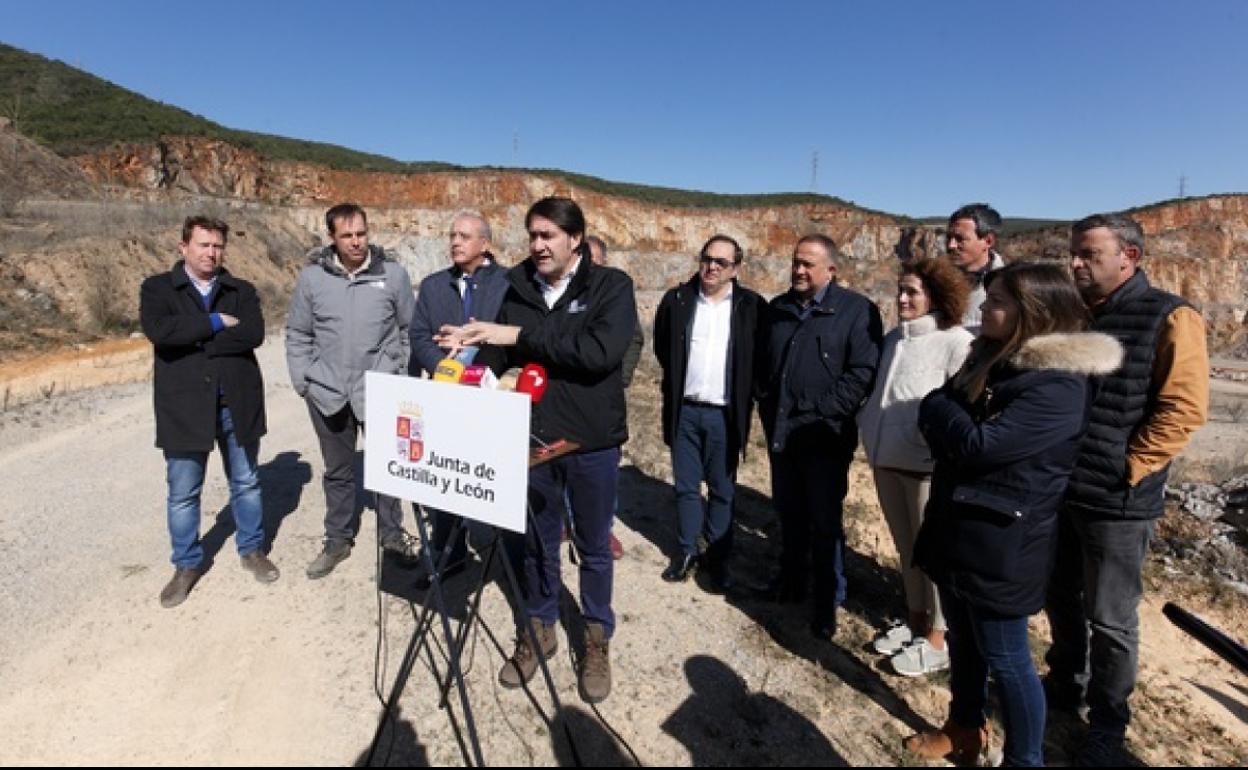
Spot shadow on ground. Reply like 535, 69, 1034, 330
615, 465, 935, 754
200, 450, 311, 567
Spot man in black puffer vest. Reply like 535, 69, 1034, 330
1044, 213, 1208, 765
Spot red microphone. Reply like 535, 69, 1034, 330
516, 363, 548, 403
459, 363, 498, 389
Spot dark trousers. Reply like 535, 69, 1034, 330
769, 426, 851, 627
942, 587, 1046, 767
425, 507, 468, 565
671, 403, 738, 559
306, 402, 403, 543
1044, 508, 1154, 736
516, 446, 620, 638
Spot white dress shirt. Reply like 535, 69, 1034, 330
682, 285, 734, 405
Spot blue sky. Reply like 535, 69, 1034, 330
4, 0, 1245, 218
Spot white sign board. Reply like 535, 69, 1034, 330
364, 372, 531, 533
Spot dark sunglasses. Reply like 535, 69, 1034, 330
699, 255, 736, 269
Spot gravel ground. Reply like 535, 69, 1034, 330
0, 337, 1245, 766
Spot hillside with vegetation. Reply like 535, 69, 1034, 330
0, 42, 885, 213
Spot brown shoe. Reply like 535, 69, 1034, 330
498, 618, 558, 688
903, 718, 992, 765
306, 539, 351, 579
579, 622, 612, 703
241, 551, 280, 583
159, 567, 201, 608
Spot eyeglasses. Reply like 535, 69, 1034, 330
699, 256, 737, 269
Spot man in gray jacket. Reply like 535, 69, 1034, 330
286, 203, 416, 578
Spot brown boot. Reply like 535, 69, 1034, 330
498, 618, 558, 688
159, 567, 201, 608
903, 718, 992, 765
579, 622, 612, 703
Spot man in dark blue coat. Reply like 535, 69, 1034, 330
140, 215, 279, 609
407, 211, 508, 586
756, 234, 882, 639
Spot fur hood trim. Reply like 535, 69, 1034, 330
1011, 332, 1123, 376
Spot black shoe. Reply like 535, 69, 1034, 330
661, 553, 699, 582
701, 557, 735, 593
380, 530, 417, 561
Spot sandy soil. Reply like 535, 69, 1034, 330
0, 340, 1245, 766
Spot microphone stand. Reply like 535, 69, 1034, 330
364, 440, 579, 767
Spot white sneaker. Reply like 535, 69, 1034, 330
871, 621, 914, 654
890, 638, 950, 677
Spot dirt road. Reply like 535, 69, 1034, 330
0, 338, 1245, 765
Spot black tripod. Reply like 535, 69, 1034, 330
364, 451, 573, 766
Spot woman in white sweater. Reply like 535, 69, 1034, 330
858, 256, 974, 676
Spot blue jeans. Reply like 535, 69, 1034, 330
942, 587, 1045, 767
516, 447, 620, 637
164, 405, 264, 568
672, 403, 738, 558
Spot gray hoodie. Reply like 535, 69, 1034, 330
285, 244, 415, 417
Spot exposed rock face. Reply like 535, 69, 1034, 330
64, 136, 1248, 352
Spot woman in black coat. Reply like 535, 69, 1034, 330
903, 263, 1122, 767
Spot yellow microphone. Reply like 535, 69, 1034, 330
432, 358, 465, 384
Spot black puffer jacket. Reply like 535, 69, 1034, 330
914, 332, 1122, 616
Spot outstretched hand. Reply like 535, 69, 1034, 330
435, 321, 520, 356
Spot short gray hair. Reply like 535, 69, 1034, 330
452, 210, 492, 241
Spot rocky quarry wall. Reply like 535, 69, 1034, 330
25, 135, 1248, 353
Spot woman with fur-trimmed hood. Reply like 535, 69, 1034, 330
904, 262, 1123, 768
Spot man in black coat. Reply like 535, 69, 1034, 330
756, 234, 882, 640
140, 215, 278, 609
653, 234, 762, 589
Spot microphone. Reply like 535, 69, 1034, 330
459, 363, 498, 389
432, 358, 465, 384
516, 363, 548, 404
453, 345, 479, 365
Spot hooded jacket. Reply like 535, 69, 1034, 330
285, 244, 415, 418
913, 331, 1123, 616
